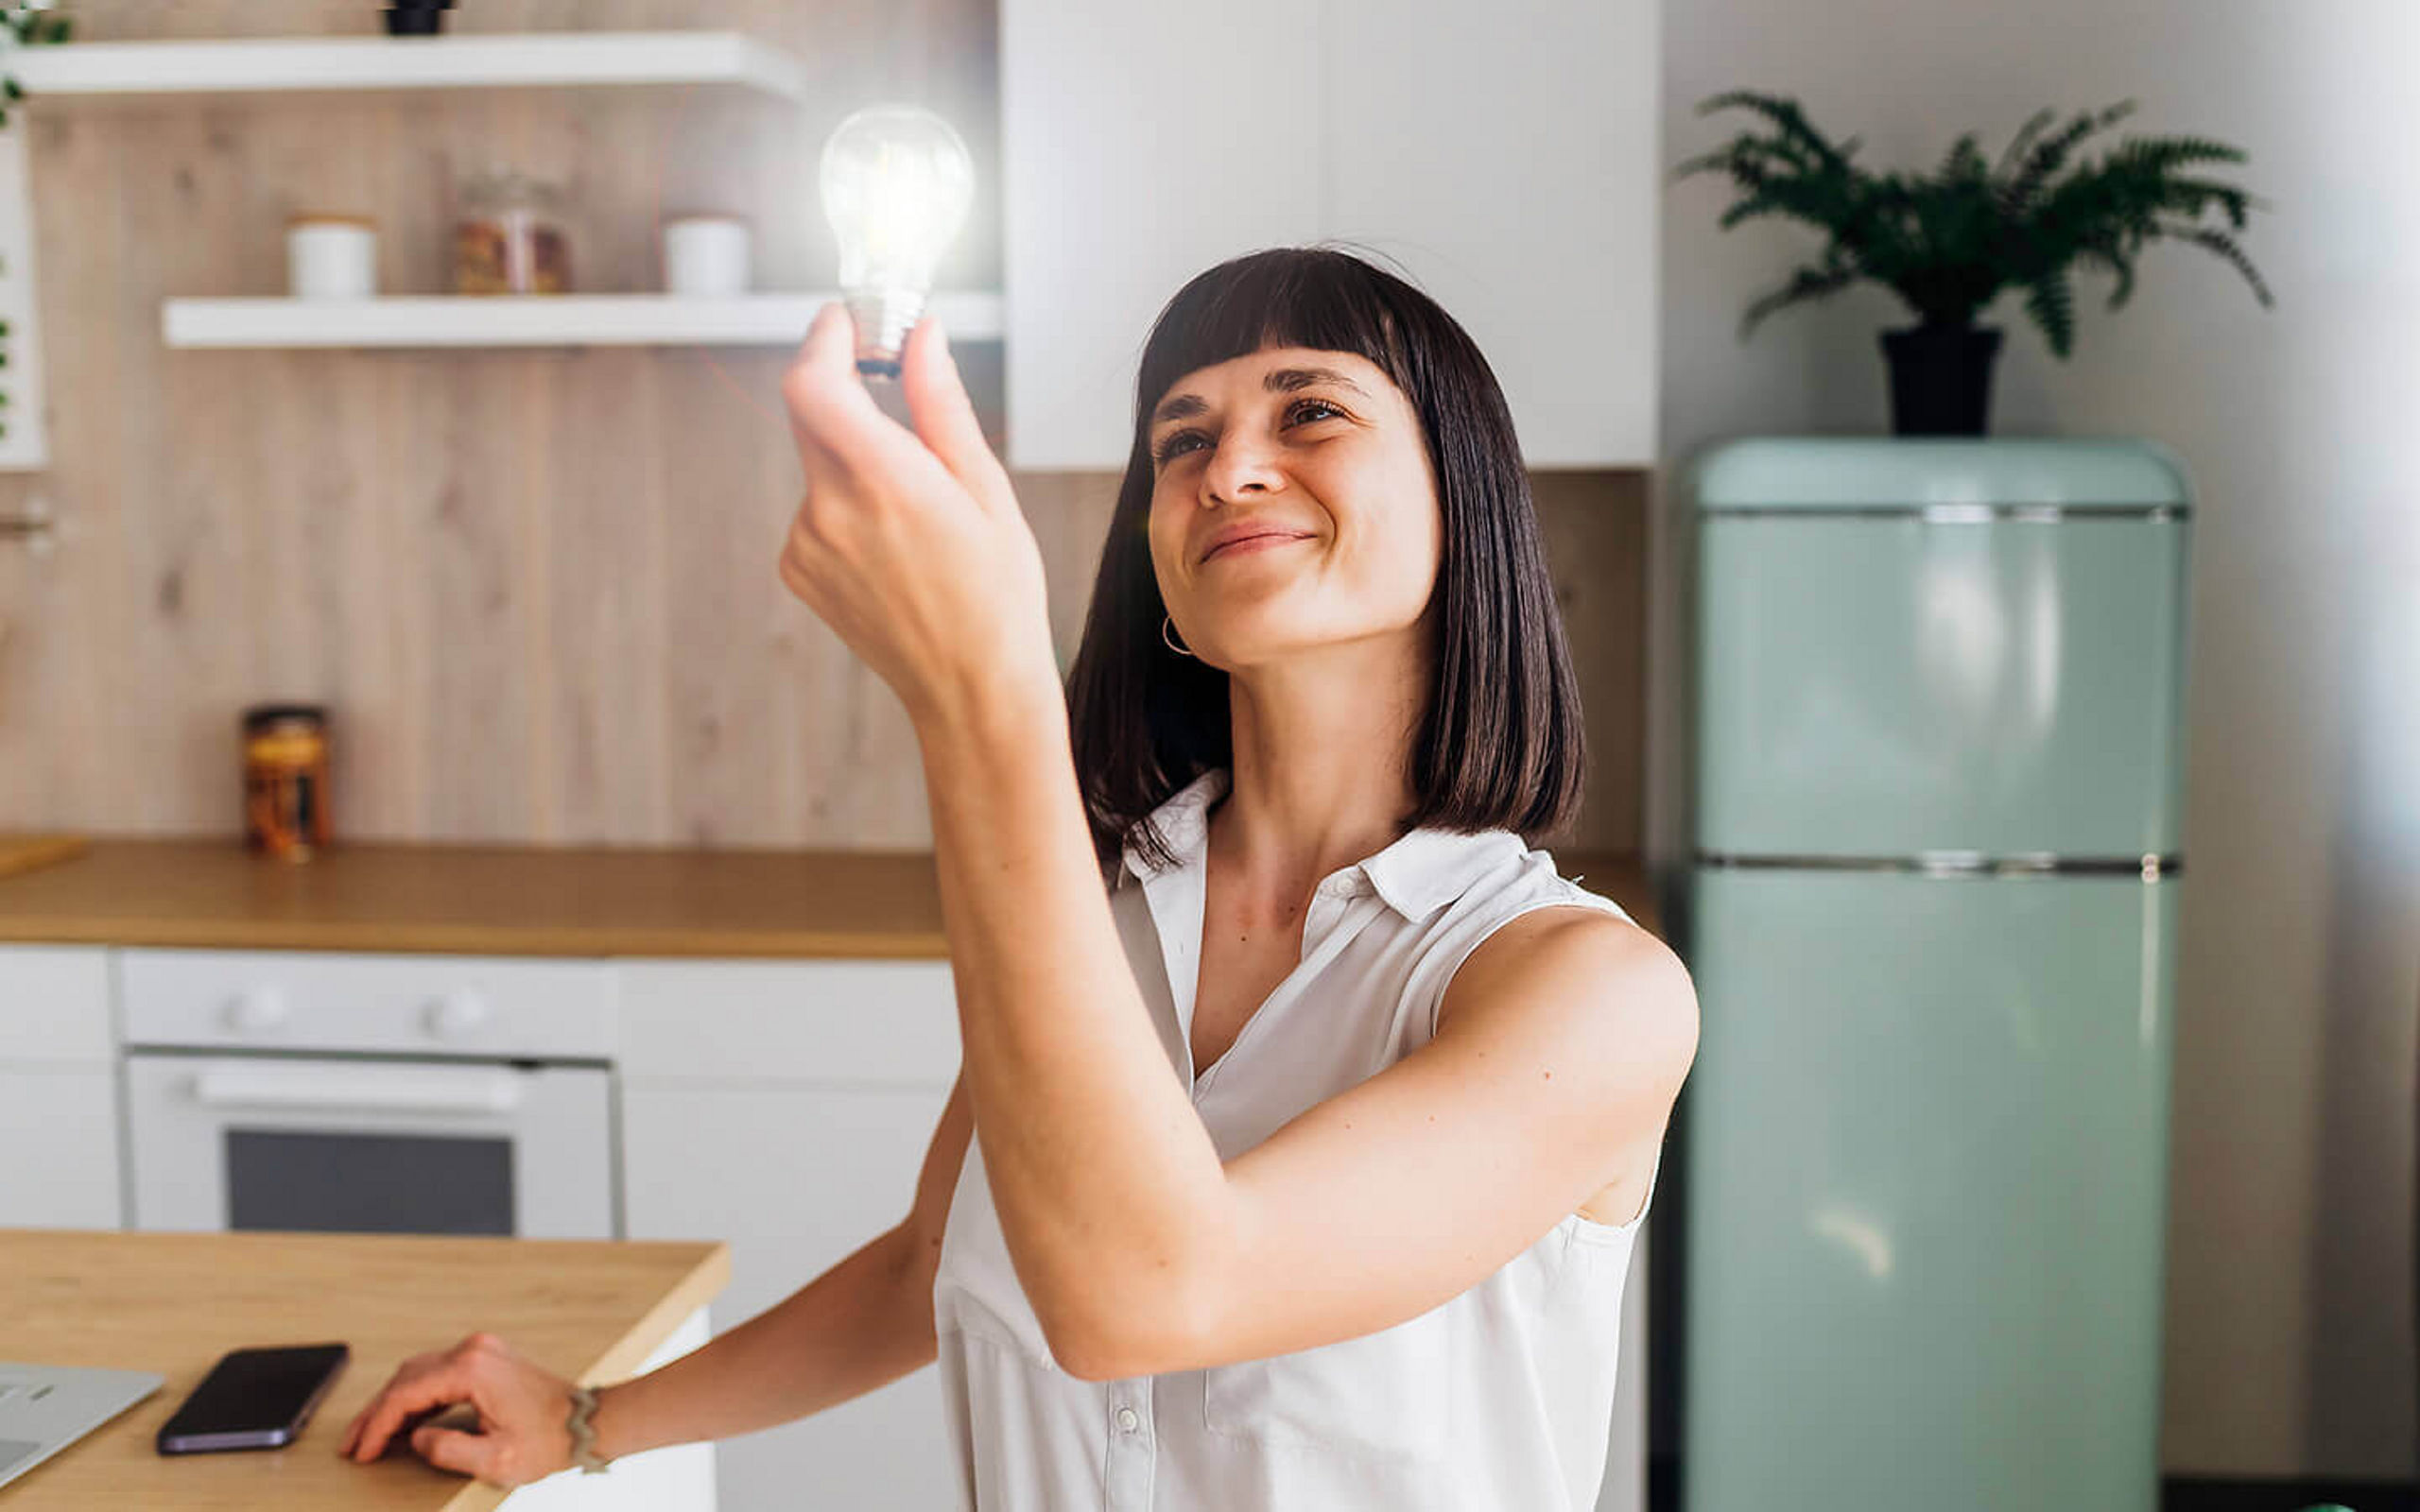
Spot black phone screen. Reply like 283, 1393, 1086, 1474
156, 1343, 349, 1453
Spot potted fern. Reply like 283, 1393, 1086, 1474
1676, 92, 2274, 435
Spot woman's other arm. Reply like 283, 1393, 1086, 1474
341, 1071, 974, 1482
589, 1069, 975, 1458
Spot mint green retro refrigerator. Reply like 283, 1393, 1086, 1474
1680, 438, 2189, 1512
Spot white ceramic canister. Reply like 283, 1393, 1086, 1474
286, 215, 378, 300
662, 215, 752, 297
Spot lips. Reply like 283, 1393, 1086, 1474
1201, 527, 1314, 563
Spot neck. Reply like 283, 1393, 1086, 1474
1208, 635, 1426, 919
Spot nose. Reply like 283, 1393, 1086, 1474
1201, 430, 1285, 505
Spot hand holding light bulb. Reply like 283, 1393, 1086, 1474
779, 304, 1055, 738
820, 103, 976, 380
786, 104, 1049, 731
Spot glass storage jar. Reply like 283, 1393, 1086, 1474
455, 167, 572, 295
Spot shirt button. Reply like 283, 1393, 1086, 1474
1115, 1407, 1140, 1433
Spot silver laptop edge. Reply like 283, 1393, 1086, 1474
0, 1363, 165, 1490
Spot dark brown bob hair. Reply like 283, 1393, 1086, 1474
1063, 246, 1585, 871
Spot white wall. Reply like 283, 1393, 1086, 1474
1648, 0, 2419, 1479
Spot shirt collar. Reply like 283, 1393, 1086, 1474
1117, 767, 1230, 885
1119, 767, 1526, 921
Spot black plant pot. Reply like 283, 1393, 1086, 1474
1879, 322, 2003, 437
384, 0, 455, 36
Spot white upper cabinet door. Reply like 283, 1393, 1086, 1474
1324, 0, 1660, 467
1002, 0, 1324, 469
1002, 0, 1659, 470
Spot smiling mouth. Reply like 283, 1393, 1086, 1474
1203, 532, 1311, 562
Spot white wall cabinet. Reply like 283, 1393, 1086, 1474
0, 945, 120, 1228
1001, 0, 1659, 470
617, 960, 961, 1512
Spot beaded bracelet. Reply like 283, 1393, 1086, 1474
565, 1384, 612, 1475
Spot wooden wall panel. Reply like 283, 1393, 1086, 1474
0, 0, 1645, 854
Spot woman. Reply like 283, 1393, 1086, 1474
339, 248, 1698, 1509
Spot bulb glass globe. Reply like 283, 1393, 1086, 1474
819, 103, 975, 378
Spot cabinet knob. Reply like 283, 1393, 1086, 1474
224, 986, 290, 1034
424, 989, 493, 1040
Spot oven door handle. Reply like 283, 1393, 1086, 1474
192, 1061, 525, 1116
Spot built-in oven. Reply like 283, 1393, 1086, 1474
118, 949, 617, 1239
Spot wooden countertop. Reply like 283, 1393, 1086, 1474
0, 837, 1658, 958
0, 839, 954, 958
0, 1227, 727, 1512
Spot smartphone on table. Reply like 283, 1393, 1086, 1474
155, 1343, 349, 1454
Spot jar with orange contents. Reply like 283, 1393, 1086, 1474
243, 704, 333, 861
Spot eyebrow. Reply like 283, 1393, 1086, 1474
1150, 366, 1370, 428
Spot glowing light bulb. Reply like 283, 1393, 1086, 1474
819, 104, 975, 380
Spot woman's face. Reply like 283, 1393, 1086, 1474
1145, 345, 1443, 670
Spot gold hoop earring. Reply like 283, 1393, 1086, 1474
1161, 613, 1196, 659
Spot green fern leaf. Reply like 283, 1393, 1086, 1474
1695, 91, 1858, 175
2075, 247, 2138, 309
2158, 176, 2253, 230
2159, 223, 2276, 306
1993, 108, 2061, 183
2021, 272, 2077, 357
1934, 130, 1982, 183
2004, 100, 2137, 211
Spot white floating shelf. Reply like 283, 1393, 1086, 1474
12, 31, 808, 104
161, 293, 1005, 350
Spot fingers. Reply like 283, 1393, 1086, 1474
343, 1393, 447, 1461
342, 1360, 471, 1461
782, 301, 919, 482
411, 1424, 507, 1484
899, 317, 1012, 509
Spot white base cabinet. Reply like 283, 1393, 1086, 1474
0, 946, 120, 1228
617, 960, 961, 1512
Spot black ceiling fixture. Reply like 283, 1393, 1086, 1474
384, 0, 456, 36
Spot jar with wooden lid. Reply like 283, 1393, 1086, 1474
243, 704, 333, 861
455, 166, 573, 295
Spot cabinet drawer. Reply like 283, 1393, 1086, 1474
118, 948, 614, 1058
617, 960, 959, 1083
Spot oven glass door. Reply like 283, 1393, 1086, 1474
125, 1054, 615, 1239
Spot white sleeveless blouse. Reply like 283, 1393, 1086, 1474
930, 767, 1658, 1511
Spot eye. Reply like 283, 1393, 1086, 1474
1151, 399, 1348, 468
1152, 428, 1210, 465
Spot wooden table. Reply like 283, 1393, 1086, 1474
0, 1228, 727, 1511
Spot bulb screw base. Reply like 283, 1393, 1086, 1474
844, 288, 925, 383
